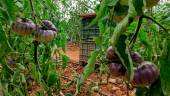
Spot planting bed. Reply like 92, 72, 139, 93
59, 43, 135, 96
29, 43, 135, 96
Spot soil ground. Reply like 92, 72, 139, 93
30, 42, 135, 96
60, 42, 135, 96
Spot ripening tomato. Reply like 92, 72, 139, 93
12, 18, 36, 36
106, 46, 121, 63
35, 20, 57, 43
130, 61, 159, 87
109, 62, 126, 76
130, 52, 143, 63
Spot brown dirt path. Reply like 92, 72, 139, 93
66, 42, 80, 62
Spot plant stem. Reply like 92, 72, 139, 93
142, 15, 168, 33
5, 25, 14, 52
29, 0, 39, 70
29, 0, 36, 23
33, 41, 39, 69
129, 16, 143, 47
129, 15, 169, 48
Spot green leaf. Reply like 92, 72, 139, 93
98, 19, 105, 33
0, 7, 9, 21
132, 0, 144, 15
23, 0, 31, 17
114, 35, 134, 81
0, 30, 6, 59
42, 45, 51, 63
138, 30, 152, 59
136, 87, 149, 96
107, 0, 119, 7
62, 54, 69, 70
2, 0, 16, 21
148, 78, 164, 96
77, 51, 98, 87
136, 78, 164, 96
114, 3, 128, 16
95, 36, 103, 45
45, 0, 55, 10
15, 1, 23, 9
47, 70, 60, 89
23, 0, 29, 10
160, 38, 170, 96
59, 29, 67, 52
41, 61, 50, 81
83, 51, 98, 80
86, 0, 117, 28
31, 63, 41, 83
21, 73, 26, 84
16, 63, 25, 70
110, 15, 130, 47
138, 31, 150, 47
0, 25, 12, 59
16, 88, 24, 96
0, 83, 4, 96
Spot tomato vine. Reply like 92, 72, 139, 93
76, 0, 170, 96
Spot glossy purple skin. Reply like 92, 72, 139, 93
106, 46, 115, 60
134, 69, 141, 85
130, 52, 142, 63
106, 46, 120, 62
109, 62, 126, 76
131, 62, 159, 87
35, 20, 57, 43
35, 28, 56, 43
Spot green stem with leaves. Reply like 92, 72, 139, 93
110, 0, 139, 81
129, 15, 169, 48
29, 0, 39, 70
129, 16, 143, 47
142, 15, 169, 35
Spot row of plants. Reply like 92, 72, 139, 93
0, 0, 170, 95
0, 0, 101, 95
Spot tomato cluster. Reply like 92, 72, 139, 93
106, 46, 126, 76
11, 18, 57, 43
106, 46, 159, 87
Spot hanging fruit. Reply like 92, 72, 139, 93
35, 20, 57, 43
109, 62, 126, 76
130, 51, 143, 64
106, 46, 121, 63
129, 61, 159, 87
41, 20, 57, 31
12, 18, 36, 36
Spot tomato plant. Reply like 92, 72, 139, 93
76, 0, 170, 96
0, 0, 170, 95
0, 0, 69, 95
